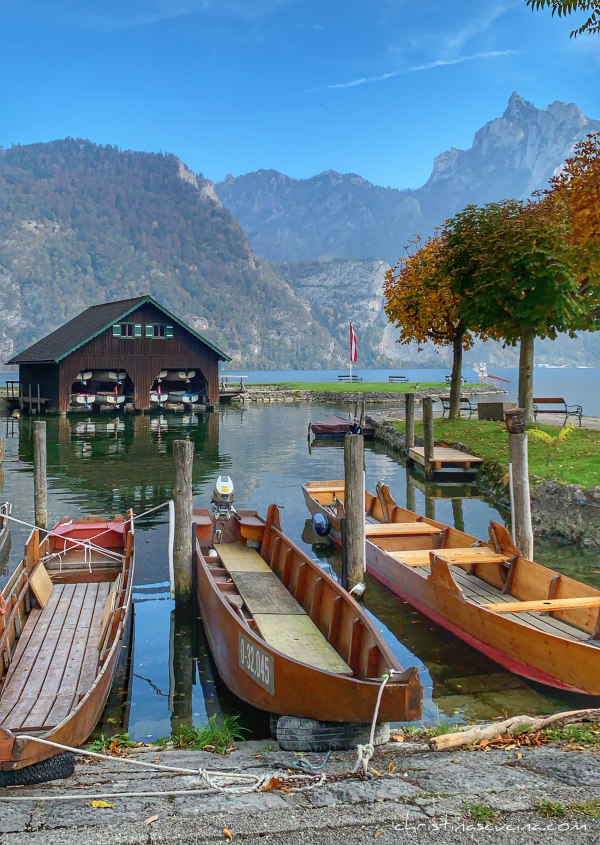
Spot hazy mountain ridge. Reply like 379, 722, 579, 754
216, 94, 600, 266
0, 139, 348, 369
217, 94, 600, 367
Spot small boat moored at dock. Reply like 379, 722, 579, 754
303, 480, 600, 696
193, 481, 422, 724
0, 511, 135, 780
310, 414, 374, 439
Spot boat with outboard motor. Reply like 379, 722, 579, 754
303, 479, 600, 695
193, 476, 422, 723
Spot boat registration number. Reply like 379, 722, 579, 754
238, 632, 274, 695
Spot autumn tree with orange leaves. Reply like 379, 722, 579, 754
383, 234, 489, 419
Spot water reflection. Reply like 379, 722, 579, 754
1, 403, 600, 738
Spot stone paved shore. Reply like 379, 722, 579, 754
1, 740, 599, 844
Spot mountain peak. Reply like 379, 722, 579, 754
503, 92, 537, 121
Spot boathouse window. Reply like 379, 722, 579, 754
112, 323, 142, 338
145, 323, 173, 338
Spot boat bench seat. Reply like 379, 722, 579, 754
217, 542, 352, 675
365, 522, 442, 537
485, 596, 600, 614
389, 548, 510, 567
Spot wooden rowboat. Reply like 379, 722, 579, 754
0, 512, 134, 772
303, 480, 600, 696
193, 504, 422, 723
310, 415, 375, 439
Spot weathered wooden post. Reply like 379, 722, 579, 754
422, 397, 434, 479
173, 439, 194, 602
33, 420, 47, 530
405, 393, 415, 449
505, 409, 534, 559
344, 433, 365, 593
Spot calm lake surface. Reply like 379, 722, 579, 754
1, 383, 599, 739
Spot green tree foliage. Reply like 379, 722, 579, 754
526, 0, 600, 36
383, 235, 492, 418
441, 198, 599, 419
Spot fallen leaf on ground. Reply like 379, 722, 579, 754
390, 733, 404, 743
372, 768, 383, 777
388, 763, 396, 773
145, 815, 158, 825
223, 829, 234, 841
374, 831, 382, 838
88, 800, 113, 808
262, 776, 283, 792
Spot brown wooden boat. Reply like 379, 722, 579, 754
193, 504, 422, 723
303, 480, 600, 696
0, 512, 134, 772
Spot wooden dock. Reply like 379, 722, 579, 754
408, 446, 484, 474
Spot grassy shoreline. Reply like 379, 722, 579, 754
398, 419, 600, 487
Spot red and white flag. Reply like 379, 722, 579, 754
349, 322, 358, 363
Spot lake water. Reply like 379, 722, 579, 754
1, 399, 599, 740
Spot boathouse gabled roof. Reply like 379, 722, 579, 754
7, 295, 231, 364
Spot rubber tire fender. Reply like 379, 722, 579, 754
0, 752, 76, 788
276, 717, 390, 752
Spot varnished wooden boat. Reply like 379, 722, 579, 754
0, 512, 134, 771
311, 415, 375, 438
303, 480, 600, 696
193, 504, 422, 723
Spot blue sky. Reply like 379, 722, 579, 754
2, 0, 599, 189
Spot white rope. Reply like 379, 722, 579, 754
352, 671, 393, 776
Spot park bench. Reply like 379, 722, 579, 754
439, 396, 476, 417
533, 397, 583, 426
445, 375, 466, 384
388, 375, 409, 383
337, 374, 363, 382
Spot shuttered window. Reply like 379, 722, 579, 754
166, 325, 174, 338
134, 324, 142, 338
112, 324, 121, 337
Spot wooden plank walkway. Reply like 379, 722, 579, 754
0, 582, 110, 732
409, 446, 484, 472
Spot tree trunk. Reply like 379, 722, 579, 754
518, 328, 535, 423
449, 329, 464, 420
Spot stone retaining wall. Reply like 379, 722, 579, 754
235, 385, 502, 404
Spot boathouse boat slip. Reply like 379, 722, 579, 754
303, 480, 600, 696
193, 500, 422, 723
0, 512, 134, 775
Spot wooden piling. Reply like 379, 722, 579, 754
173, 439, 194, 602
344, 433, 365, 592
422, 397, 434, 478
405, 393, 415, 449
508, 432, 534, 559
425, 491, 436, 522
33, 420, 47, 530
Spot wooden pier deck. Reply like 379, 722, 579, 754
408, 446, 484, 474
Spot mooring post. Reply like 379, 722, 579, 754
173, 439, 194, 602
33, 420, 47, 530
508, 432, 534, 559
425, 490, 436, 522
405, 393, 415, 449
344, 433, 365, 593
37, 384, 41, 415
422, 397, 434, 479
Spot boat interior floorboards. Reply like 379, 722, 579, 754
408, 563, 590, 642
0, 581, 111, 732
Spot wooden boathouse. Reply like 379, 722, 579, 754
6, 295, 230, 413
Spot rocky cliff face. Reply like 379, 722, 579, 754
218, 93, 600, 367
216, 94, 600, 266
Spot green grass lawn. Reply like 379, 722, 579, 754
401, 419, 600, 488
248, 381, 478, 393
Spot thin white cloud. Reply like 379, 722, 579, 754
319, 50, 517, 91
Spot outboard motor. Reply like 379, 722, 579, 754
211, 475, 236, 521
311, 513, 331, 537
